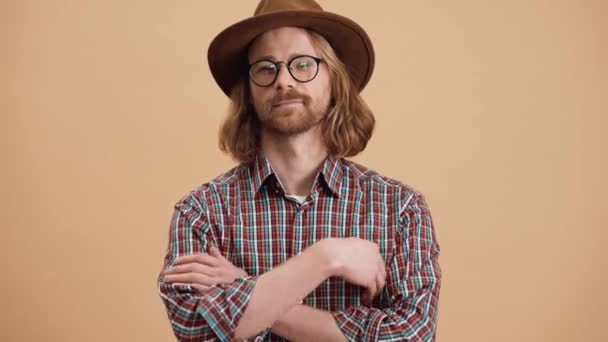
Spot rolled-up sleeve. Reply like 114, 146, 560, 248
332, 192, 442, 341
157, 194, 257, 342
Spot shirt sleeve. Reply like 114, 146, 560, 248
332, 192, 442, 341
157, 194, 258, 342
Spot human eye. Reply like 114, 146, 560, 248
297, 60, 310, 69
262, 64, 277, 73
253, 62, 277, 74
291, 56, 315, 71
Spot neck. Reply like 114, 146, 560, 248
260, 126, 328, 196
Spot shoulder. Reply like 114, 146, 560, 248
340, 158, 426, 211
173, 164, 245, 215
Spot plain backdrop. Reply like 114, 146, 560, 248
2, 0, 606, 341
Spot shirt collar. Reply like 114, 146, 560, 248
320, 154, 343, 197
249, 152, 274, 195
249, 152, 343, 198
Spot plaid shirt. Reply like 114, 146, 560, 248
158, 153, 442, 341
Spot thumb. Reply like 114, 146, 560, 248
209, 246, 224, 259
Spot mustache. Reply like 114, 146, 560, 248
270, 90, 310, 105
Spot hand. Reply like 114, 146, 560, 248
316, 238, 386, 305
162, 246, 248, 292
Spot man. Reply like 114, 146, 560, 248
158, 0, 442, 341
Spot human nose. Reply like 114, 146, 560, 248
273, 62, 295, 89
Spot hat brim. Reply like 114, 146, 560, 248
208, 10, 374, 97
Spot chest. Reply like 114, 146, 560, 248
218, 191, 400, 276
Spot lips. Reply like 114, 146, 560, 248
272, 99, 304, 107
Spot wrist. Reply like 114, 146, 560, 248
311, 238, 344, 278
271, 304, 307, 338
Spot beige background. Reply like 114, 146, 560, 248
2, 0, 606, 341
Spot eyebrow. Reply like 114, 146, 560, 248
250, 53, 316, 62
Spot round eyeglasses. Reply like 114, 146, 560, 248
248, 55, 323, 87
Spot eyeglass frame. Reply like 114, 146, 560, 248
248, 54, 324, 87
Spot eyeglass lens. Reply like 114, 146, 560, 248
250, 56, 320, 86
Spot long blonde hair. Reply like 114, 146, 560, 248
218, 29, 375, 165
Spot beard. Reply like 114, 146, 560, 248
254, 89, 330, 136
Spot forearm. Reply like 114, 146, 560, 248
234, 244, 335, 340
271, 305, 347, 342
158, 286, 214, 340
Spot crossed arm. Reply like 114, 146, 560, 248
163, 242, 352, 341
158, 192, 441, 341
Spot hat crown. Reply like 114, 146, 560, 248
254, 0, 323, 16
209, 0, 374, 97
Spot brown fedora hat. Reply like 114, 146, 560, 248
207, 0, 375, 97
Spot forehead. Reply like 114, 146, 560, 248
248, 27, 317, 62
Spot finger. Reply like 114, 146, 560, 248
375, 272, 385, 297
190, 284, 210, 293
173, 254, 220, 266
210, 247, 244, 272
171, 283, 210, 293
378, 258, 387, 281
163, 272, 217, 286
237, 268, 248, 278
367, 280, 378, 301
163, 272, 219, 285
213, 248, 240, 271
378, 261, 386, 288
209, 247, 230, 264
172, 254, 221, 267
209, 246, 223, 258
164, 263, 219, 277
